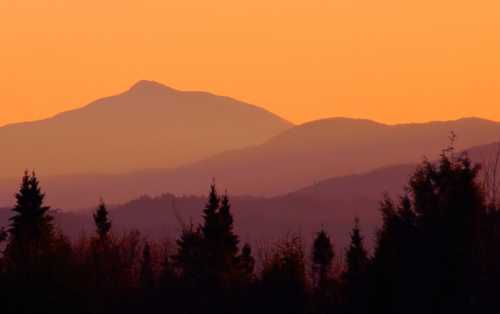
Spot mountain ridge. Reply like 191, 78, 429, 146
1, 119, 499, 209
0, 81, 293, 178
1, 141, 499, 250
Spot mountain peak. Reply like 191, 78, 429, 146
128, 80, 176, 93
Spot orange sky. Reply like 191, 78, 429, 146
1, 0, 499, 126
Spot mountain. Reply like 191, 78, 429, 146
167, 117, 500, 195
293, 163, 415, 201
1, 142, 498, 250
0, 80, 292, 179
3, 116, 497, 209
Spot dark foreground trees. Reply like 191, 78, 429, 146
1, 172, 76, 313
1, 148, 500, 314
370, 150, 493, 314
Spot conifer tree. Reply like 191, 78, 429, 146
345, 218, 368, 280
311, 229, 337, 314
158, 245, 178, 310
89, 199, 114, 303
3, 172, 57, 313
199, 182, 222, 283
260, 236, 307, 314
8, 171, 53, 243
172, 224, 205, 313
312, 229, 334, 290
219, 193, 239, 268
183, 184, 243, 311
371, 195, 418, 314
140, 242, 154, 291
173, 224, 203, 282
201, 182, 220, 241
93, 199, 112, 241
6, 171, 54, 267
199, 184, 240, 281
159, 246, 175, 287
239, 243, 255, 280
406, 151, 483, 312
369, 149, 485, 313
343, 218, 369, 313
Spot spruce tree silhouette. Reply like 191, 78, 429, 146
157, 244, 180, 312
200, 183, 222, 284
219, 193, 239, 269
233, 243, 257, 314
6, 171, 54, 271
370, 195, 418, 314
173, 223, 204, 313
89, 199, 118, 314
260, 236, 307, 314
345, 218, 368, 281
312, 229, 334, 290
370, 149, 486, 314
199, 184, 240, 285
140, 242, 154, 291
412, 152, 483, 313
239, 243, 255, 280
173, 223, 203, 280
199, 184, 241, 313
343, 218, 369, 314
3, 171, 67, 314
159, 245, 176, 288
93, 199, 112, 242
8, 172, 53, 248
201, 182, 220, 241
312, 229, 336, 314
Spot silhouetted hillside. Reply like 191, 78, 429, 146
1, 118, 498, 209
0, 166, 437, 249
293, 164, 415, 200
168, 117, 500, 196
0, 80, 292, 179
0, 141, 494, 252
28, 193, 378, 251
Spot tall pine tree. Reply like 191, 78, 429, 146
239, 243, 255, 280
343, 218, 369, 314
260, 236, 307, 314
140, 242, 154, 291
173, 223, 204, 283
93, 199, 112, 241
312, 229, 334, 290
219, 193, 239, 270
6, 171, 54, 268
201, 182, 220, 242
312, 229, 337, 314
3, 172, 58, 314
200, 184, 239, 280
344, 218, 368, 281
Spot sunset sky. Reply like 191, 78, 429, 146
1, 0, 499, 127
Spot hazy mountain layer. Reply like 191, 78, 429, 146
0, 80, 292, 178
1, 118, 498, 209
1, 142, 498, 250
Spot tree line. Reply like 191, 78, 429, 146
0, 148, 499, 314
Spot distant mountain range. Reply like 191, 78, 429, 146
0, 80, 292, 178
1, 142, 499, 250
153, 117, 500, 196
1, 80, 500, 247
1, 114, 499, 209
